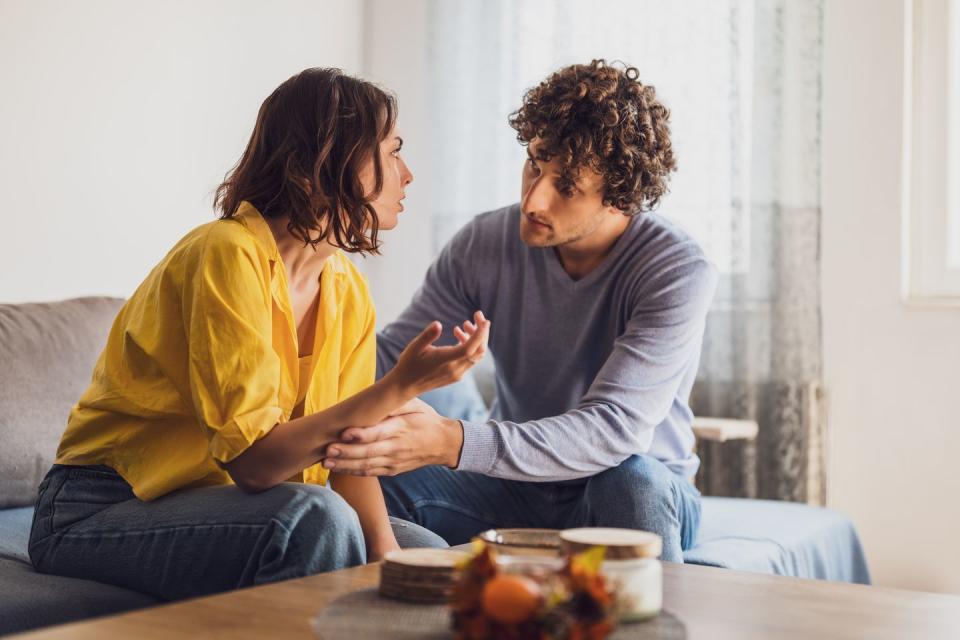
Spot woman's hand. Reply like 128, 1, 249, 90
384, 311, 490, 398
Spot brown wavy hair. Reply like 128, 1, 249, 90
509, 59, 677, 213
215, 68, 396, 254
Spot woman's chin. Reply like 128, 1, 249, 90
377, 213, 399, 230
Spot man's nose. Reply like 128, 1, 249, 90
522, 176, 549, 214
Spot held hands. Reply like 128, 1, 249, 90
389, 396, 439, 417
386, 311, 490, 398
323, 410, 463, 476
321, 315, 484, 477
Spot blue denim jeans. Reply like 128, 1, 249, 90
28, 464, 446, 601
380, 454, 701, 563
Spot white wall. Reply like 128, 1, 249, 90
359, 0, 435, 328
823, 0, 960, 594
0, 0, 363, 302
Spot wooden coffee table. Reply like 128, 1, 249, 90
12, 560, 960, 639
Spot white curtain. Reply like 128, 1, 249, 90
424, 0, 826, 503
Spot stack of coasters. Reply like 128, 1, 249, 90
378, 549, 468, 604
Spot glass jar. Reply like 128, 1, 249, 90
559, 527, 663, 622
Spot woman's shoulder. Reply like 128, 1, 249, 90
170, 216, 274, 273
329, 252, 374, 317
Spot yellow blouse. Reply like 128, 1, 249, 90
55, 202, 376, 501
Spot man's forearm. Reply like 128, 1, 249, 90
456, 404, 649, 482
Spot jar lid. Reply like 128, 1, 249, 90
559, 528, 662, 560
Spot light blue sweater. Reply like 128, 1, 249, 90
377, 203, 717, 481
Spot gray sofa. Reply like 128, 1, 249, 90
0, 298, 158, 635
0, 297, 871, 637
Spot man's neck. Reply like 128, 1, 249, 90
554, 213, 632, 281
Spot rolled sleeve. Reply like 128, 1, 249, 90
207, 405, 284, 464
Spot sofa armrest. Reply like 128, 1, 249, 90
692, 417, 759, 443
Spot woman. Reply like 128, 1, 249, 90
28, 68, 488, 601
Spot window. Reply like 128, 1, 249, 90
905, 0, 960, 301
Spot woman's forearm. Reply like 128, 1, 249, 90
329, 474, 398, 560
224, 372, 414, 492
224, 314, 489, 493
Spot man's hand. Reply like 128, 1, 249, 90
388, 396, 438, 417
323, 411, 464, 476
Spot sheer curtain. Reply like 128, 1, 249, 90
424, 0, 826, 504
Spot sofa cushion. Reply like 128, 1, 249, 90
0, 556, 158, 635
0, 297, 124, 508
684, 497, 871, 584
0, 506, 158, 635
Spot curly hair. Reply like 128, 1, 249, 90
509, 59, 677, 213
215, 68, 396, 254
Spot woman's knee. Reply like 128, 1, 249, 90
256, 483, 366, 574
269, 483, 363, 542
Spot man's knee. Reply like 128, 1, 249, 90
588, 455, 676, 502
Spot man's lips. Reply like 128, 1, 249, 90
525, 213, 551, 228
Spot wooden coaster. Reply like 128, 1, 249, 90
379, 549, 467, 604
383, 549, 467, 568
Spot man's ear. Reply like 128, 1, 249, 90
606, 203, 628, 217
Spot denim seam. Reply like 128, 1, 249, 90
409, 498, 498, 525
50, 522, 281, 541
45, 472, 70, 543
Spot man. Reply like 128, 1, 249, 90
321, 60, 717, 562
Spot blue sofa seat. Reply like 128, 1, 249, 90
685, 497, 870, 583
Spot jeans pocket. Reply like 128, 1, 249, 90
29, 466, 71, 554
45, 465, 134, 534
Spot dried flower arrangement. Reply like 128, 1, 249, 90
450, 542, 616, 640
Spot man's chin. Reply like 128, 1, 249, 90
518, 225, 556, 247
